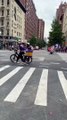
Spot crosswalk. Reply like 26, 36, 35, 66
0, 65, 67, 106
34, 69, 48, 106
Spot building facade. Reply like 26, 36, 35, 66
19, 0, 26, 8
18, 0, 45, 41
25, 0, 38, 40
56, 2, 67, 29
62, 7, 67, 46
37, 19, 45, 40
0, 0, 26, 47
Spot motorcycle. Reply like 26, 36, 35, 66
50, 51, 54, 54
10, 50, 33, 64
49, 46, 54, 54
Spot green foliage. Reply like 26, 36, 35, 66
29, 36, 46, 48
28, 36, 36, 47
48, 18, 65, 46
36, 39, 46, 48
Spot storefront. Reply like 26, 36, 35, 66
0, 36, 18, 49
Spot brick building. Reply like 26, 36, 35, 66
25, 0, 38, 40
19, 0, 45, 41
37, 19, 45, 40
19, 0, 26, 8
56, 2, 67, 28
62, 7, 67, 46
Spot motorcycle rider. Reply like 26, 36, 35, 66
50, 45, 54, 54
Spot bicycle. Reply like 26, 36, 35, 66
10, 50, 33, 64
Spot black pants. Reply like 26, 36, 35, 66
17, 52, 24, 62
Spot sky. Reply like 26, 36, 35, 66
33, 0, 67, 38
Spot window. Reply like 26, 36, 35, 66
12, 20, 13, 27
2, 10, 4, 16
14, 7, 16, 21
7, 22, 9, 27
1, 19, 4, 25
7, 10, 9, 16
7, 0, 9, 6
2, 0, 4, 5
1, 29, 4, 35
7, 29, 9, 35
12, 10, 13, 18
12, 29, 13, 36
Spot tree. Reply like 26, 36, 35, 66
28, 36, 46, 48
48, 19, 65, 46
28, 36, 37, 47
36, 39, 46, 48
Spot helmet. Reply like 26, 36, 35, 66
18, 40, 21, 43
27, 42, 30, 45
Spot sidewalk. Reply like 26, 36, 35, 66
0, 49, 13, 54
0, 49, 11, 52
57, 53, 67, 63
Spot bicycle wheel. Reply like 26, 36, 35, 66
10, 54, 17, 63
25, 56, 32, 64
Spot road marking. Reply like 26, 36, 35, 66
4, 67, 35, 103
33, 57, 45, 61
61, 67, 67, 70
50, 62, 60, 65
0, 59, 9, 61
39, 65, 49, 68
38, 57, 45, 61
34, 69, 48, 106
57, 53, 67, 62
0, 67, 22, 86
58, 71, 67, 99
40, 63, 50, 65
0, 65, 10, 72
40, 62, 60, 66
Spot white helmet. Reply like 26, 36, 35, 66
27, 42, 30, 45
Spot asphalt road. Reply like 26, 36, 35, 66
0, 49, 67, 71
0, 49, 67, 120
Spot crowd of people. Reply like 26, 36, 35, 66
47, 45, 67, 53
55, 46, 67, 52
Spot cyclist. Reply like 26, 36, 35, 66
16, 42, 26, 62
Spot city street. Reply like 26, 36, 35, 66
0, 49, 67, 120
0, 49, 67, 70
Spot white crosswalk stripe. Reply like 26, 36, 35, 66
34, 69, 48, 106
58, 71, 67, 99
4, 67, 35, 102
0, 67, 23, 86
0, 65, 67, 106
0, 65, 10, 72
